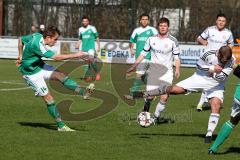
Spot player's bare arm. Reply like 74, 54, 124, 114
175, 58, 181, 79
75, 40, 82, 49
129, 43, 135, 55
197, 37, 208, 46
16, 38, 23, 67
126, 54, 144, 76
96, 37, 100, 53
52, 51, 87, 60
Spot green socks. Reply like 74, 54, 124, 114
91, 61, 99, 73
210, 120, 234, 152
47, 101, 65, 128
62, 76, 85, 95
130, 77, 142, 96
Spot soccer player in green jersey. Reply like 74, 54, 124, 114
124, 13, 158, 100
208, 63, 240, 154
76, 16, 101, 81
17, 26, 95, 131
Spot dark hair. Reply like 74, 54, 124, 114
218, 46, 232, 65
82, 16, 90, 21
216, 13, 227, 20
43, 26, 61, 38
139, 13, 149, 20
158, 17, 170, 26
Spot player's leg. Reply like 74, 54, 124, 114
47, 65, 95, 99
125, 60, 148, 100
90, 61, 101, 81
196, 92, 208, 112
205, 97, 222, 143
23, 72, 74, 131
209, 88, 240, 153
153, 94, 169, 122
43, 92, 75, 131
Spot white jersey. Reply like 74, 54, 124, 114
140, 33, 180, 70
199, 25, 234, 50
196, 50, 234, 85
176, 50, 234, 102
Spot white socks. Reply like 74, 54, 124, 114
154, 101, 166, 118
206, 113, 220, 137
197, 92, 207, 106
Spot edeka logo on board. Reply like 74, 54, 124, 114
100, 48, 106, 60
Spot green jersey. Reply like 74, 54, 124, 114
18, 33, 55, 75
78, 25, 99, 52
130, 26, 158, 59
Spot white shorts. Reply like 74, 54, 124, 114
136, 59, 150, 75
176, 73, 225, 102
146, 63, 173, 91
23, 64, 55, 96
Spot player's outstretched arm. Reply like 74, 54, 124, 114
52, 52, 87, 61
126, 54, 144, 76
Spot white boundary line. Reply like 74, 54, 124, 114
0, 80, 30, 91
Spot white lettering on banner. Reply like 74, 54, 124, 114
179, 45, 206, 67
108, 50, 133, 58
0, 38, 209, 67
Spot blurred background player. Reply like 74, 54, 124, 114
75, 16, 101, 81
124, 13, 158, 100
143, 46, 234, 143
31, 24, 37, 33
196, 13, 234, 112
17, 26, 95, 131
127, 17, 181, 121
208, 64, 240, 154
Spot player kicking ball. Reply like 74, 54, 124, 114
134, 46, 234, 142
208, 63, 240, 154
17, 26, 95, 131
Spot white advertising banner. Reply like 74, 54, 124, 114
0, 39, 19, 58
0, 38, 206, 67
179, 44, 206, 67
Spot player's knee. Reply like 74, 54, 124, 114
210, 98, 221, 107
43, 93, 54, 104
53, 70, 66, 82
160, 94, 168, 102
167, 86, 185, 94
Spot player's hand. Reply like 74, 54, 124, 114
97, 48, 100, 53
126, 65, 136, 77
214, 64, 223, 73
175, 70, 180, 79
15, 56, 22, 67
130, 49, 135, 55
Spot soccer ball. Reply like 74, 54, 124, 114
137, 112, 153, 127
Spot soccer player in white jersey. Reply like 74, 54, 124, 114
127, 17, 181, 121
124, 13, 158, 100
196, 13, 234, 111
143, 46, 234, 143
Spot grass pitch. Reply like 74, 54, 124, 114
0, 59, 240, 160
